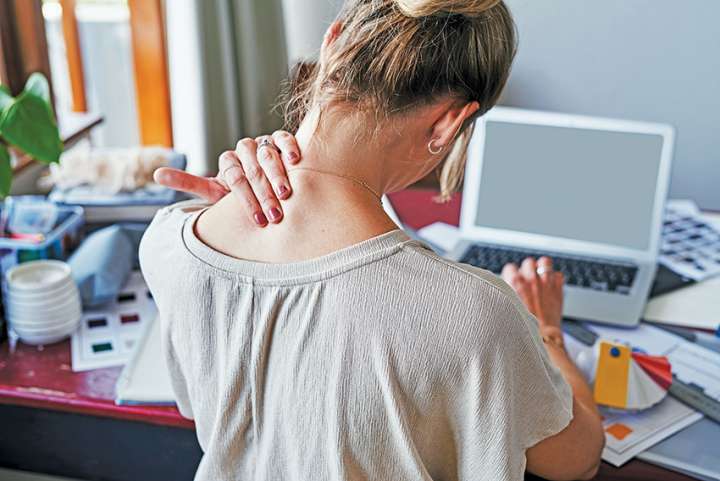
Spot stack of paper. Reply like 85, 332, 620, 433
601, 396, 702, 466
115, 316, 175, 406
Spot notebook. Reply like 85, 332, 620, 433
115, 316, 175, 405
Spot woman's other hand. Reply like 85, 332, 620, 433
501, 256, 564, 330
153, 130, 301, 227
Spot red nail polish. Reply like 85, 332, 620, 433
288, 152, 299, 163
268, 207, 282, 222
254, 212, 268, 226
278, 185, 290, 197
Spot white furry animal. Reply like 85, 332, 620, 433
48, 146, 173, 193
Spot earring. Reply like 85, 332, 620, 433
428, 138, 444, 155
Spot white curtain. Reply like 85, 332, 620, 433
166, 0, 289, 175
281, 0, 343, 64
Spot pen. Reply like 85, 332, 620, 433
651, 322, 720, 355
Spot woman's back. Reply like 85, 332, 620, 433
140, 201, 572, 481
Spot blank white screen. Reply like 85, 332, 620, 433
474, 121, 665, 250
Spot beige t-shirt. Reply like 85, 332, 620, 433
139, 201, 573, 481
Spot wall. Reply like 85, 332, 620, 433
283, 0, 720, 210
504, 0, 720, 211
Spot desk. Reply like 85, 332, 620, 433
0, 340, 201, 480
0, 188, 699, 481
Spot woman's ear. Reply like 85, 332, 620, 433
320, 21, 343, 61
430, 101, 481, 150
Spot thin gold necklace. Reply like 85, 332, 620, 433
287, 167, 383, 203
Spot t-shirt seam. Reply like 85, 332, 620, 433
404, 245, 517, 300
176, 213, 419, 286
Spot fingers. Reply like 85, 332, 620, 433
501, 262, 520, 285
154, 167, 228, 203
502, 263, 533, 307
272, 130, 301, 165
218, 150, 268, 227
254, 135, 292, 201
520, 257, 538, 280
538, 256, 565, 288
235, 139, 284, 223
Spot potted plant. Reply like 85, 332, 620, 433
0, 73, 63, 197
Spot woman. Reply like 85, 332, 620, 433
140, 1, 605, 480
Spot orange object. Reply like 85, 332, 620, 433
606, 423, 633, 441
127, 0, 173, 147
594, 342, 631, 408
59, 0, 86, 112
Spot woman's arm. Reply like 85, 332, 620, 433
502, 257, 605, 481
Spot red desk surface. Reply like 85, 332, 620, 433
0, 189, 696, 480
0, 340, 192, 429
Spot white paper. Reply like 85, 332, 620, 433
115, 316, 175, 405
417, 222, 461, 253
71, 272, 157, 371
602, 396, 702, 466
589, 323, 682, 356
644, 274, 720, 331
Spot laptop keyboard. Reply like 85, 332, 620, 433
460, 244, 638, 294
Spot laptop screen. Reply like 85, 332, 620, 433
473, 120, 665, 250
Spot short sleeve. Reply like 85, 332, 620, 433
452, 297, 573, 481
139, 200, 208, 420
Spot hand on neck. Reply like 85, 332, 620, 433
195, 109, 401, 263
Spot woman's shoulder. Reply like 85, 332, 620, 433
399, 241, 522, 307
141, 200, 207, 246
138, 200, 208, 285
395, 241, 538, 338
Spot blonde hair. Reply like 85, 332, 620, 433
282, 0, 517, 199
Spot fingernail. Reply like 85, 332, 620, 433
288, 152, 299, 163
268, 207, 282, 222
278, 185, 290, 198
254, 212, 268, 226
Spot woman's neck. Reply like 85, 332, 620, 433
195, 111, 399, 263
292, 109, 386, 195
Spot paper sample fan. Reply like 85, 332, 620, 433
593, 341, 672, 410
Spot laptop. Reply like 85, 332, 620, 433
449, 107, 675, 326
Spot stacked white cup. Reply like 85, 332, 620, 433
4, 260, 82, 345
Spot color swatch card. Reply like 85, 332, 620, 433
71, 272, 156, 372
593, 341, 671, 411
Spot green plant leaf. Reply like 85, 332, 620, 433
0, 84, 13, 114
0, 91, 63, 164
0, 143, 11, 197
24, 73, 51, 103
23, 73, 54, 117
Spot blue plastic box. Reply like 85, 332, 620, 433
0, 204, 85, 267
